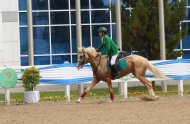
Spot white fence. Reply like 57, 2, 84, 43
0, 58, 190, 104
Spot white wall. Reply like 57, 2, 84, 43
0, 0, 20, 66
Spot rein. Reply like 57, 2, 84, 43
77, 52, 85, 66
90, 53, 101, 74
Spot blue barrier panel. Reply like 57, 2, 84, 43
17, 59, 190, 85
146, 59, 190, 80
39, 63, 93, 84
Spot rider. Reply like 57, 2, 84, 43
96, 26, 119, 79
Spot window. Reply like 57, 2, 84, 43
82, 25, 91, 47
20, 27, 28, 55
112, 24, 116, 41
72, 55, 77, 63
51, 12, 69, 24
183, 51, 190, 59
34, 56, 50, 65
19, 0, 116, 65
32, 0, 48, 10
33, 12, 49, 25
52, 55, 71, 64
21, 57, 29, 66
50, 0, 69, 10
182, 22, 190, 49
91, 10, 110, 23
70, 0, 90, 9
19, 12, 27, 25
186, 8, 190, 20
71, 11, 76, 24
51, 26, 70, 54
91, 0, 110, 9
182, 35, 190, 49
71, 26, 77, 53
81, 11, 90, 23
71, 11, 90, 24
19, 0, 27, 10
81, 0, 90, 9
33, 27, 50, 54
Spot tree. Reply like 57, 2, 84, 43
117, 0, 188, 60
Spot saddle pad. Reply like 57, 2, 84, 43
118, 58, 127, 71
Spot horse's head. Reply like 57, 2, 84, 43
77, 47, 89, 70
77, 47, 98, 70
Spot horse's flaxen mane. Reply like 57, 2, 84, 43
77, 47, 84, 52
85, 47, 97, 57
78, 47, 97, 57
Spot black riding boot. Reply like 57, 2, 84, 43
110, 65, 119, 79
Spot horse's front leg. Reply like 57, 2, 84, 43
106, 78, 114, 102
76, 79, 99, 103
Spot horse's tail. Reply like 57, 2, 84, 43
146, 59, 171, 80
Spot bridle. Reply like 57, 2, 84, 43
77, 48, 101, 74
77, 49, 86, 68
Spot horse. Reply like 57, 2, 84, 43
76, 47, 170, 103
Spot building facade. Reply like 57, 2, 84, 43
0, 0, 189, 66
19, 0, 117, 65
0, 0, 20, 66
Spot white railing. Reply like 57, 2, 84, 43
0, 58, 190, 104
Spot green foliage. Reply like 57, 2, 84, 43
21, 67, 41, 91
118, 0, 188, 60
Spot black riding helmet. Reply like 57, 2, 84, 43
97, 27, 107, 33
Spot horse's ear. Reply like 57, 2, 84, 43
82, 48, 85, 53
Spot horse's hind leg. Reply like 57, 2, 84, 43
137, 76, 158, 98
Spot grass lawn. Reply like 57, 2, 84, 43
0, 84, 190, 105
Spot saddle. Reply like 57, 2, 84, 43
108, 51, 131, 71
116, 51, 131, 63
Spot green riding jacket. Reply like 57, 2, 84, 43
97, 34, 119, 56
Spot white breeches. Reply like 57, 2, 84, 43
110, 53, 118, 65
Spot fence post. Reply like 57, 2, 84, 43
65, 85, 70, 101
118, 82, 123, 95
123, 81, 128, 99
178, 80, 183, 96
5, 88, 10, 105
161, 81, 167, 92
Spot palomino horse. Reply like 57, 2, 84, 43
76, 47, 170, 103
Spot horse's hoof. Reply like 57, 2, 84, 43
141, 95, 159, 101
76, 99, 81, 103
76, 100, 81, 103
76, 97, 82, 103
